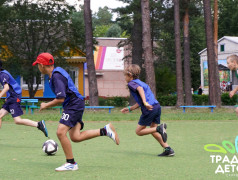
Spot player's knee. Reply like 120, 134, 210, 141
135, 129, 142, 136
14, 117, 22, 125
70, 136, 78, 142
56, 130, 64, 139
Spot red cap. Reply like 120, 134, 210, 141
32, 53, 54, 66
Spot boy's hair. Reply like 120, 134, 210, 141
227, 54, 238, 64
124, 64, 141, 79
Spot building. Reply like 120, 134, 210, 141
199, 36, 238, 94
0, 45, 86, 98
84, 37, 130, 98
0, 37, 131, 98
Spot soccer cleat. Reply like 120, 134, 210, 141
55, 163, 79, 172
158, 147, 175, 157
156, 123, 167, 143
37, 120, 48, 137
104, 123, 120, 145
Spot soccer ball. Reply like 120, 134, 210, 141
42, 139, 58, 155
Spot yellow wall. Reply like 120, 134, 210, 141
22, 89, 43, 97
20, 63, 84, 97
70, 63, 84, 95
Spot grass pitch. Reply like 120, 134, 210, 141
0, 108, 237, 180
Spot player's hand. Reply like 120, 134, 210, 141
39, 102, 47, 111
144, 103, 153, 110
121, 108, 129, 113
230, 90, 235, 98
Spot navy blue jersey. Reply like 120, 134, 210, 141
128, 79, 160, 115
0, 70, 21, 100
50, 68, 84, 110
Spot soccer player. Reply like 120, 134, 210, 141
121, 64, 175, 156
0, 59, 48, 136
227, 54, 238, 116
33, 52, 120, 171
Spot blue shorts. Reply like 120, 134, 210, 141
2, 101, 23, 118
138, 106, 161, 126
59, 109, 84, 130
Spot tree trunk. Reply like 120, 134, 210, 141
84, 0, 99, 106
183, 0, 192, 105
130, 1, 143, 105
174, 0, 184, 107
203, 0, 220, 106
213, 0, 221, 107
132, 1, 143, 77
141, 0, 156, 96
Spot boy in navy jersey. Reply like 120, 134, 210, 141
121, 64, 174, 156
0, 60, 48, 137
33, 53, 119, 171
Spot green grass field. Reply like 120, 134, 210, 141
0, 108, 237, 180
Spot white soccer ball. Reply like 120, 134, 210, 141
42, 139, 58, 155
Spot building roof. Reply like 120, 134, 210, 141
218, 64, 229, 71
66, 56, 86, 63
199, 36, 238, 55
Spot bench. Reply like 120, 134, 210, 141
29, 106, 63, 114
85, 106, 115, 114
29, 105, 115, 114
180, 105, 216, 113
21, 99, 39, 114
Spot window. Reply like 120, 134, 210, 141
220, 44, 225, 52
66, 67, 78, 88
21, 75, 44, 90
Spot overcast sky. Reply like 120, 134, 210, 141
66, 0, 127, 19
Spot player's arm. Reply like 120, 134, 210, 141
40, 73, 66, 111
40, 98, 64, 111
230, 86, 238, 98
0, 84, 9, 98
121, 103, 140, 113
137, 86, 153, 110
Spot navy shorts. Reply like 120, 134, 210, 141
2, 101, 23, 118
59, 109, 84, 130
138, 106, 161, 126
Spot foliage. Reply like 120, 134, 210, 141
221, 93, 238, 105
0, 0, 75, 97
218, 0, 238, 38
98, 96, 129, 107
155, 66, 176, 95
70, 9, 86, 52
192, 94, 209, 105
94, 25, 111, 37
157, 93, 238, 106
93, 6, 113, 26
105, 24, 122, 37
157, 95, 177, 106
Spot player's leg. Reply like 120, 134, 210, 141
135, 124, 157, 136
137, 110, 167, 142
151, 122, 175, 156
150, 122, 168, 147
69, 122, 99, 141
13, 117, 48, 137
14, 116, 37, 126
69, 122, 120, 145
62, 109, 119, 145
0, 108, 9, 128
236, 107, 238, 116
55, 123, 78, 172
10, 102, 48, 137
